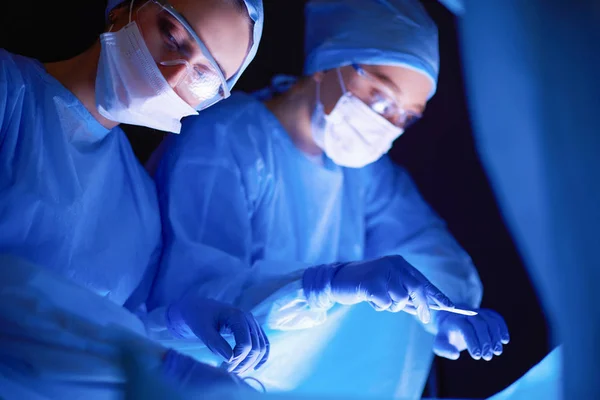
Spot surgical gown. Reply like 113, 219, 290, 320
0, 49, 161, 307
150, 93, 483, 398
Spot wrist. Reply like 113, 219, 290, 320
302, 263, 339, 310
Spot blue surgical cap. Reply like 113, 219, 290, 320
105, 0, 122, 19
304, 0, 439, 97
104, 0, 263, 91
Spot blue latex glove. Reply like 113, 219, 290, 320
166, 297, 269, 374
160, 349, 254, 391
433, 308, 510, 360
303, 255, 454, 324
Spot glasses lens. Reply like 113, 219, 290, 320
352, 67, 422, 129
136, 0, 227, 107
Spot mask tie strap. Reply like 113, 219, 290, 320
316, 79, 322, 105
128, 0, 135, 22
107, 0, 134, 32
336, 68, 348, 94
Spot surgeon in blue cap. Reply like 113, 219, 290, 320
150, 0, 509, 396
0, 0, 269, 391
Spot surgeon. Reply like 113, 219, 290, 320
0, 0, 268, 382
150, 0, 509, 395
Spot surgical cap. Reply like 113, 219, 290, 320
104, 0, 263, 91
304, 0, 439, 97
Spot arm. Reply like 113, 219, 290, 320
362, 157, 511, 361
0, 254, 250, 398
0, 254, 162, 392
147, 134, 325, 332
147, 139, 453, 337
363, 156, 483, 309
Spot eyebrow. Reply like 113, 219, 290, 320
368, 69, 426, 114
370, 70, 403, 96
168, 8, 229, 78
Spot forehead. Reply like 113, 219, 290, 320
361, 64, 434, 107
167, 0, 251, 79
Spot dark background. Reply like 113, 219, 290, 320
0, 0, 550, 398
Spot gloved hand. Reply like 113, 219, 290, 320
433, 308, 510, 361
166, 296, 269, 374
303, 255, 454, 324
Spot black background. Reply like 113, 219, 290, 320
0, 0, 550, 397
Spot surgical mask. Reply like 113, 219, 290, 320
311, 69, 404, 168
95, 21, 198, 133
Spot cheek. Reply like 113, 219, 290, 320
157, 64, 184, 86
320, 80, 344, 115
137, 24, 168, 63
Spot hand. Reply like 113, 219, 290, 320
303, 255, 454, 324
167, 296, 269, 374
433, 308, 510, 360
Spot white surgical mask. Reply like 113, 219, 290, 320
311, 69, 404, 168
95, 21, 198, 133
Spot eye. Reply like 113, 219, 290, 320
370, 93, 396, 117
194, 66, 213, 80
158, 18, 181, 52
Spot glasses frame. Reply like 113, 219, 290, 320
151, 0, 231, 108
351, 63, 422, 129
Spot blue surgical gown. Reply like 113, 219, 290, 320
149, 93, 483, 397
0, 49, 161, 306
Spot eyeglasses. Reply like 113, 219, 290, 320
136, 0, 230, 109
350, 64, 422, 129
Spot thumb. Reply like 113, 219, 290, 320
433, 334, 461, 360
365, 284, 393, 311
200, 328, 233, 362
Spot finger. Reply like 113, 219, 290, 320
248, 316, 267, 371
481, 312, 504, 356
254, 320, 270, 370
365, 282, 393, 311
404, 275, 431, 323
256, 327, 270, 370
387, 285, 409, 313
401, 304, 418, 316
388, 298, 410, 313
468, 317, 493, 360
433, 334, 460, 360
484, 310, 510, 344
454, 318, 482, 360
408, 268, 454, 308
198, 326, 233, 362
226, 312, 252, 373
232, 314, 262, 374
368, 301, 386, 311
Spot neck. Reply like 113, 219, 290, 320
264, 80, 322, 156
43, 41, 118, 130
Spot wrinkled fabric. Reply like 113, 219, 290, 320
459, 0, 600, 397
0, 49, 161, 306
150, 93, 482, 397
304, 0, 439, 97
0, 254, 165, 400
105, 0, 264, 92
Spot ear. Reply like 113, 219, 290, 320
311, 71, 325, 83
107, 1, 131, 27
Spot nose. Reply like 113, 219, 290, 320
158, 61, 188, 89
